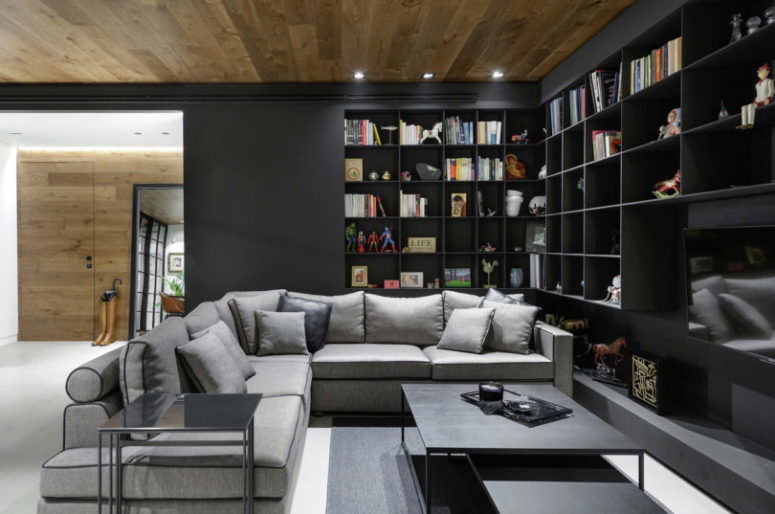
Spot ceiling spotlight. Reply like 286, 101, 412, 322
161, 132, 170, 135
491, 70, 504, 79
134, 132, 143, 135
422, 72, 435, 79
353, 71, 365, 80
8, 132, 21, 135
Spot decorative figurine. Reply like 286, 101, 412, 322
400, 170, 412, 181
730, 13, 743, 43
366, 230, 380, 253
538, 164, 547, 179
602, 275, 621, 304
653, 169, 681, 198
746, 16, 762, 35
345, 222, 358, 253
657, 108, 681, 139
379, 226, 396, 253
577, 177, 585, 191
739, 63, 773, 129
420, 121, 443, 144
610, 229, 620, 255
477, 191, 485, 217
357, 230, 366, 253
451, 193, 467, 217
528, 195, 546, 215
593, 337, 628, 369
511, 129, 529, 144
719, 101, 730, 119
555, 282, 562, 293
479, 242, 496, 253
505, 153, 527, 179
481, 259, 499, 288
381, 125, 398, 145
381, 170, 392, 180
368, 170, 380, 181
766, 5, 775, 25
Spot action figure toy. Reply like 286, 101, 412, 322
345, 223, 357, 253
730, 13, 743, 43
739, 63, 773, 129
657, 108, 681, 139
653, 169, 681, 198
511, 129, 529, 144
367, 230, 380, 253
357, 230, 366, 253
380, 226, 396, 253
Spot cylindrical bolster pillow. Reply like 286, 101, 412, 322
65, 347, 122, 403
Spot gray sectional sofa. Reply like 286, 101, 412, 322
38, 289, 572, 513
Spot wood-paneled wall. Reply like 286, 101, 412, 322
17, 150, 182, 341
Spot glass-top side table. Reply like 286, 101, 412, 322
98, 393, 261, 514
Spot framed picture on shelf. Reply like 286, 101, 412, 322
407, 237, 437, 253
345, 158, 363, 182
525, 221, 546, 253
384, 279, 400, 289
167, 253, 184, 272
630, 353, 666, 415
351, 266, 368, 287
400, 272, 424, 288
450, 193, 467, 217
444, 268, 471, 288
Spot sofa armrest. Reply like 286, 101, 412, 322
63, 391, 123, 449
533, 322, 573, 397
689, 322, 709, 340
65, 347, 123, 403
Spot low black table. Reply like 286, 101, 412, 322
400, 384, 653, 513
98, 393, 261, 514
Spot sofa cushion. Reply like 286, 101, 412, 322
255, 311, 309, 356
442, 290, 482, 326
40, 395, 305, 500
278, 295, 332, 352
484, 288, 520, 304
690, 274, 725, 296
192, 320, 255, 379
423, 345, 554, 381
724, 276, 775, 328
228, 291, 285, 354
437, 307, 494, 354
66, 347, 122, 403
247, 354, 311, 364
690, 288, 733, 343
119, 317, 189, 405
176, 333, 247, 394
214, 290, 288, 340
364, 294, 443, 346
718, 293, 773, 339
287, 291, 365, 343
311, 343, 431, 379
184, 301, 220, 336
246, 361, 312, 401
482, 300, 539, 354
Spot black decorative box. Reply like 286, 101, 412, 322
630, 353, 666, 415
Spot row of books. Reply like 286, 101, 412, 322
344, 119, 381, 145
549, 98, 562, 135
478, 121, 502, 145
400, 120, 425, 145
477, 157, 504, 181
568, 85, 587, 125
589, 65, 622, 113
591, 130, 622, 161
445, 116, 475, 145
630, 36, 682, 95
445, 158, 474, 181
345, 194, 387, 217
400, 193, 429, 217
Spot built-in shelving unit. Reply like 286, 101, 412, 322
344, 108, 546, 289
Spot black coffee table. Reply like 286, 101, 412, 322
400, 384, 653, 513
98, 393, 261, 514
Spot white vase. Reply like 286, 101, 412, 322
506, 190, 523, 217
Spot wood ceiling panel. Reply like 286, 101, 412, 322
0, 0, 635, 83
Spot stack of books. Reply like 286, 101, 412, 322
591, 130, 622, 161
589, 64, 622, 113
477, 121, 502, 144
344, 194, 386, 217
400, 193, 428, 217
400, 120, 426, 145
549, 97, 562, 135
568, 85, 586, 125
445, 158, 474, 181
477, 157, 503, 181
445, 116, 474, 144
345, 119, 381, 145
629, 36, 682, 95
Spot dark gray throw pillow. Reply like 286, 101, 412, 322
718, 293, 773, 339
482, 300, 540, 355
228, 291, 284, 354
437, 307, 495, 354
255, 310, 309, 356
278, 295, 332, 352
176, 332, 247, 394
191, 320, 255, 379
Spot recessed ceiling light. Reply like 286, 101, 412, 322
134, 132, 143, 135
353, 71, 365, 80
492, 70, 504, 79
161, 132, 170, 135
422, 72, 435, 79
8, 132, 21, 135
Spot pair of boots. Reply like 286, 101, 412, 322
93, 293, 118, 346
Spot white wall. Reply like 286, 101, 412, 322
163, 224, 184, 295
0, 144, 18, 344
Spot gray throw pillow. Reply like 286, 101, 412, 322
484, 288, 526, 305
718, 293, 773, 339
228, 291, 284, 354
437, 308, 495, 354
176, 332, 247, 394
255, 310, 310, 356
482, 300, 539, 354
288, 291, 365, 343
442, 291, 483, 326
689, 288, 732, 343
364, 294, 444, 345
192, 320, 255, 380
278, 295, 332, 352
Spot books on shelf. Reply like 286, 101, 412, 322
591, 130, 622, 161
477, 120, 502, 144
345, 194, 387, 217
629, 36, 682, 95
445, 116, 474, 144
400, 193, 428, 217
568, 85, 587, 125
589, 64, 622, 114
344, 119, 381, 145
445, 158, 474, 181
549, 97, 562, 135
477, 157, 503, 181
400, 120, 426, 145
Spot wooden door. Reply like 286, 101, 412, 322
17, 161, 95, 340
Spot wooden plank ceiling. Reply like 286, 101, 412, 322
0, 0, 635, 83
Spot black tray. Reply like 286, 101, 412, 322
460, 389, 573, 427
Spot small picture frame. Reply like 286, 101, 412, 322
407, 237, 437, 253
351, 266, 369, 287
400, 271, 424, 288
167, 253, 184, 272
384, 279, 400, 289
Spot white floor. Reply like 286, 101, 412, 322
0, 340, 729, 514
